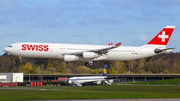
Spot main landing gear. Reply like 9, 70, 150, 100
19, 56, 22, 63
85, 60, 94, 69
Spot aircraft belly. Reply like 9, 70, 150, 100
11, 50, 60, 58
107, 52, 136, 61
107, 48, 155, 61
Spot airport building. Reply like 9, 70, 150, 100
0, 73, 23, 83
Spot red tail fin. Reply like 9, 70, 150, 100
147, 26, 175, 46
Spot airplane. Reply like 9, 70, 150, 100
3, 26, 175, 68
67, 64, 112, 86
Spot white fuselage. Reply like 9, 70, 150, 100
3, 42, 161, 61
68, 76, 107, 84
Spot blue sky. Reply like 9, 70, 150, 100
0, 0, 180, 55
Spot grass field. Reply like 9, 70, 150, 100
0, 85, 180, 101
119, 78, 180, 85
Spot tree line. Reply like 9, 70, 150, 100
0, 52, 180, 74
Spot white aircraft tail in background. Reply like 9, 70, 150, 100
4, 26, 175, 68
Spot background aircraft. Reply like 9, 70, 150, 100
67, 64, 112, 86
3, 26, 175, 68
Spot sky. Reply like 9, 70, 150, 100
0, 0, 180, 55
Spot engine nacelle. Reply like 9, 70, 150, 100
83, 52, 99, 59
64, 55, 79, 61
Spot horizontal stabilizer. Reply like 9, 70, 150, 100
154, 48, 175, 53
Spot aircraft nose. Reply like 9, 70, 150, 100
3, 47, 8, 53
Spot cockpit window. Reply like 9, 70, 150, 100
7, 45, 12, 48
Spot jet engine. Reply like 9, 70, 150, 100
83, 52, 99, 59
64, 55, 79, 61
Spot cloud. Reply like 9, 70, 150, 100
16, 16, 39, 22
127, 15, 161, 22
0, 32, 10, 39
78, 16, 126, 25
106, 27, 119, 30
12, 31, 27, 37
156, 0, 180, 6
0, 30, 27, 38
87, 38, 101, 44
30, 19, 72, 28
0, 17, 13, 25
102, 0, 180, 7
139, 35, 147, 41
72, 40, 77, 44
139, 7, 176, 18
0, 0, 19, 16
71, 34, 85, 38
75, 0, 92, 5
33, 4, 63, 17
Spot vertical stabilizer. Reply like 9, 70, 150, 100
142, 26, 175, 48
101, 64, 107, 76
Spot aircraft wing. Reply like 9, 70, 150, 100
66, 42, 121, 55
73, 80, 82, 87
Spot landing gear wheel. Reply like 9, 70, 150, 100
85, 60, 94, 69
19, 56, 22, 63
85, 61, 94, 69
85, 62, 89, 67
89, 66, 94, 69
89, 63, 94, 69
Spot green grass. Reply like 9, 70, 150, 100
119, 78, 180, 85
0, 85, 180, 100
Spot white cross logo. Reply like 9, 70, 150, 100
158, 31, 169, 42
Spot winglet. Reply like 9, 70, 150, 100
115, 42, 121, 46
101, 64, 107, 76
108, 42, 113, 46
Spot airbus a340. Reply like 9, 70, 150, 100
4, 26, 175, 68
